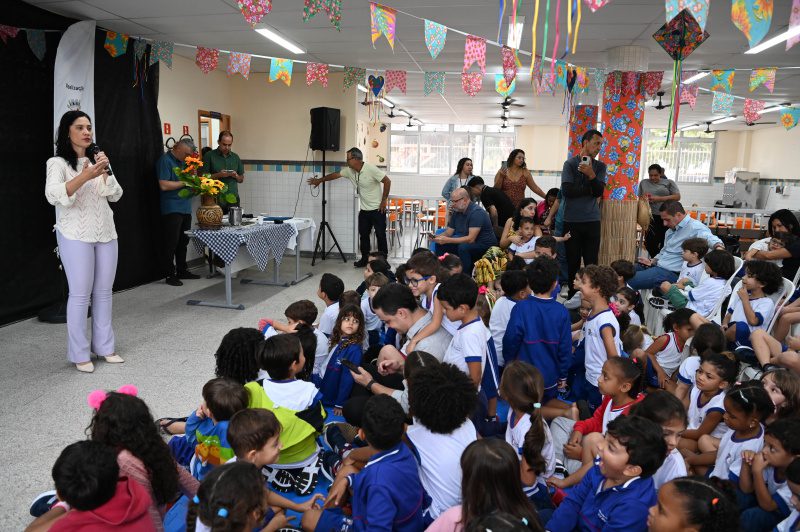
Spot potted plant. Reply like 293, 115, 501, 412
174, 155, 237, 229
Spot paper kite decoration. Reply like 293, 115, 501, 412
238, 0, 271, 26
304, 0, 342, 31
780, 107, 800, 130
195, 47, 219, 74
370, 3, 396, 50
732, 0, 773, 48
385, 70, 406, 94
306, 62, 329, 87
269, 58, 293, 86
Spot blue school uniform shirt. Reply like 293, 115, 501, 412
503, 295, 572, 389
318, 339, 363, 408
546, 464, 656, 532
347, 443, 426, 532
184, 413, 235, 480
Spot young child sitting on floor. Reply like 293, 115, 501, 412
639, 308, 695, 390
317, 273, 345, 337
318, 305, 365, 416
361, 272, 389, 348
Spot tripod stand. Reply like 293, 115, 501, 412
312, 149, 347, 266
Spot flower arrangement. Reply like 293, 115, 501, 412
174, 155, 237, 204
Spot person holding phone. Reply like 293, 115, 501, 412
560, 129, 606, 298
202, 130, 244, 214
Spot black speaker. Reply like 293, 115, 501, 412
310, 107, 340, 151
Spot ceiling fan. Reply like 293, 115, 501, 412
500, 97, 524, 109
744, 120, 778, 126
651, 91, 672, 110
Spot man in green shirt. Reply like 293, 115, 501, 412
202, 130, 244, 213
307, 147, 392, 267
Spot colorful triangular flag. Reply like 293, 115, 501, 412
461, 72, 483, 96
149, 41, 173, 68
424, 72, 445, 96
665, 0, 710, 31
501, 46, 517, 85
104, 31, 129, 57
303, 0, 342, 31
343, 66, 366, 90
710, 69, 735, 93
227, 52, 252, 79
743, 98, 765, 123
749, 68, 776, 93
306, 63, 329, 87
463, 35, 487, 74
269, 58, 293, 86
133, 39, 146, 60
385, 70, 406, 94
0, 25, 19, 44
780, 107, 800, 130
732, 0, 774, 47
711, 91, 734, 115
496, 74, 516, 97
370, 3, 396, 50
238, 0, 271, 26
195, 47, 219, 74
788, 0, 800, 51
424, 20, 446, 59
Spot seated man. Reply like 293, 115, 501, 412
467, 176, 515, 239
433, 187, 498, 274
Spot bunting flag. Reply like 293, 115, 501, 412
269, 58, 293, 86
780, 107, 800, 130
303, 0, 342, 31
575, 67, 590, 93
622, 71, 639, 95
370, 3, 396, 50
496, 74, 517, 97
610, 71, 623, 96
789, 0, 800, 51
732, 0, 774, 48
590, 67, 607, 91
461, 72, 483, 96
424, 71, 445, 96
0, 25, 20, 44
680, 83, 699, 108
227, 52, 252, 79
238, 0, 271, 26
555, 60, 568, 88
665, 0, 710, 30
133, 38, 146, 60
306, 62, 329, 87
501, 46, 517, 84
640, 71, 664, 98
749, 67, 776, 93
385, 69, 406, 94
711, 91, 734, 114
26, 29, 46, 60
743, 98, 765, 123
709, 69, 735, 93
149, 41, 173, 68
343, 66, 366, 90
195, 47, 219, 74
583, 0, 611, 12
463, 35, 487, 74
103, 31, 128, 57
424, 20, 447, 59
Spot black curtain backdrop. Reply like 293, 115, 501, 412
0, 1, 165, 325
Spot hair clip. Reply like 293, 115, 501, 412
632, 357, 638, 364
521, 517, 529, 526
711, 498, 719, 506
438, 253, 449, 261
608, 301, 621, 317
532, 402, 542, 409
192, 496, 200, 504
87, 385, 138, 410
738, 389, 749, 404
478, 285, 488, 295
217, 508, 229, 518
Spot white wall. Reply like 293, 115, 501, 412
515, 125, 570, 171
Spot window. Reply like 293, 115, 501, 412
389, 124, 516, 175
643, 129, 716, 184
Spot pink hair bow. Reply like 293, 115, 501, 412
608, 301, 621, 317
478, 285, 488, 295
87, 384, 138, 410
438, 253, 449, 261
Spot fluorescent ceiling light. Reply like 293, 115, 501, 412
357, 84, 368, 93
412, 118, 423, 125
679, 123, 699, 131
760, 103, 790, 114
745, 25, 800, 54
682, 71, 709, 84
254, 27, 305, 55
379, 97, 395, 108
711, 115, 738, 124
506, 16, 525, 49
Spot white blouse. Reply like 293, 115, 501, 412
45, 156, 123, 243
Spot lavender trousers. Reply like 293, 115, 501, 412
57, 231, 118, 363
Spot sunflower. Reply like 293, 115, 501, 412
781, 113, 796, 129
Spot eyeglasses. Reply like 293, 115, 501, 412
405, 275, 432, 287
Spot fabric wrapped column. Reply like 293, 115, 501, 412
568, 105, 599, 158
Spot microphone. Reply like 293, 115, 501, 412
86, 143, 114, 176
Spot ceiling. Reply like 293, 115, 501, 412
24, 0, 800, 129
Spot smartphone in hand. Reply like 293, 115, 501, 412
341, 359, 360, 373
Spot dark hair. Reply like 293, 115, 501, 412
55, 110, 92, 171
362, 395, 406, 450
455, 157, 473, 176
440, 253, 463, 272
227, 409, 282, 459
52, 441, 119, 511
610, 259, 636, 282
368, 258, 392, 277
703, 249, 736, 279
404, 350, 440, 382
744, 260, 784, 295
516, 216, 535, 229
294, 323, 317, 380
692, 323, 727, 356
467, 176, 485, 188
702, 352, 739, 385
330, 304, 366, 348
616, 286, 638, 307
682, 237, 709, 259
346, 147, 364, 160
725, 382, 774, 422
372, 282, 418, 315
505, 255, 528, 271
525, 256, 558, 295
499, 270, 529, 296
218, 130, 233, 141
284, 299, 318, 325
648, 163, 663, 174
186, 462, 267, 532
787, 458, 800, 484
459, 439, 538, 529
507, 149, 526, 169
202, 378, 248, 422
395, 264, 408, 285
214, 327, 265, 385
630, 390, 688, 426
437, 273, 478, 310
663, 308, 696, 334
659, 200, 686, 216
771, 232, 798, 248
259, 334, 303, 380
581, 129, 602, 144
607, 356, 646, 398
340, 290, 361, 309
411, 247, 435, 257
762, 369, 800, 420
546, 187, 559, 200
319, 272, 345, 302
88, 393, 179, 505
580, 264, 619, 300
406, 252, 444, 278
501, 362, 547, 475
669, 477, 740, 531
512, 198, 538, 231
765, 418, 800, 454
369, 250, 388, 260
409, 363, 477, 434
605, 416, 667, 477
475, 293, 491, 328
465, 511, 539, 532
534, 235, 557, 254
768, 209, 800, 237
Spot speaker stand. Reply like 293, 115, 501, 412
312, 149, 347, 266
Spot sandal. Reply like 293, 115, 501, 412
156, 417, 187, 436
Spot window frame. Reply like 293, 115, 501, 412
641, 128, 717, 185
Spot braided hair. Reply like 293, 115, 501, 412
669, 476, 739, 531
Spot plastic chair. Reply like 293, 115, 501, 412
386, 211, 401, 248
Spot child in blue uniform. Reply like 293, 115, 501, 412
317, 305, 365, 416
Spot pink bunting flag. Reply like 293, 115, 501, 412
680, 84, 699, 108
385, 70, 406, 94
463, 35, 487, 75
370, 2, 396, 50
461, 72, 483, 96
583, 0, 612, 12
0, 25, 19, 44
789, 0, 800, 50
238, 0, 271, 26
501, 46, 517, 85
195, 47, 219, 74
743, 98, 766, 123
640, 71, 664, 98
622, 71, 639, 96
306, 63, 329, 87
227, 52, 252, 79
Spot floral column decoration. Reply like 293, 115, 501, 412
568, 105, 599, 158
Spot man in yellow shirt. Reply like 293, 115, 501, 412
308, 147, 392, 267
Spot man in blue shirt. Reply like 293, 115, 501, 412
157, 139, 199, 287
630, 200, 724, 290
434, 187, 498, 274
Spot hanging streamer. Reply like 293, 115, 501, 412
565, 0, 572, 57
542, 0, 552, 81
552, 0, 562, 63
497, 0, 506, 44
530, 0, 540, 76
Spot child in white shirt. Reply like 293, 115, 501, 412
317, 273, 344, 337
361, 272, 389, 347
490, 270, 530, 367
652, 237, 708, 310
745, 234, 794, 267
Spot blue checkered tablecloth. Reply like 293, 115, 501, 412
191, 223, 297, 270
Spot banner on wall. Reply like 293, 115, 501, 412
53, 20, 96, 144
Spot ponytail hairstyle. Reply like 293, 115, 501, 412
607, 356, 645, 399
668, 476, 740, 532
761, 369, 800, 420
439, 253, 463, 274
622, 324, 652, 355
186, 461, 268, 532
663, 308, 696, 334
725, 381, 775, 423
500, 362, 546, 473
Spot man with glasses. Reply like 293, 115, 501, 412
202, 131, 244, 214
308, 147, 392, 267
433, 187, 497, 274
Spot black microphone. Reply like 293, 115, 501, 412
86, 143, 114, 176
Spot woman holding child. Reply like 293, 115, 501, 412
499, 198, 542, 249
